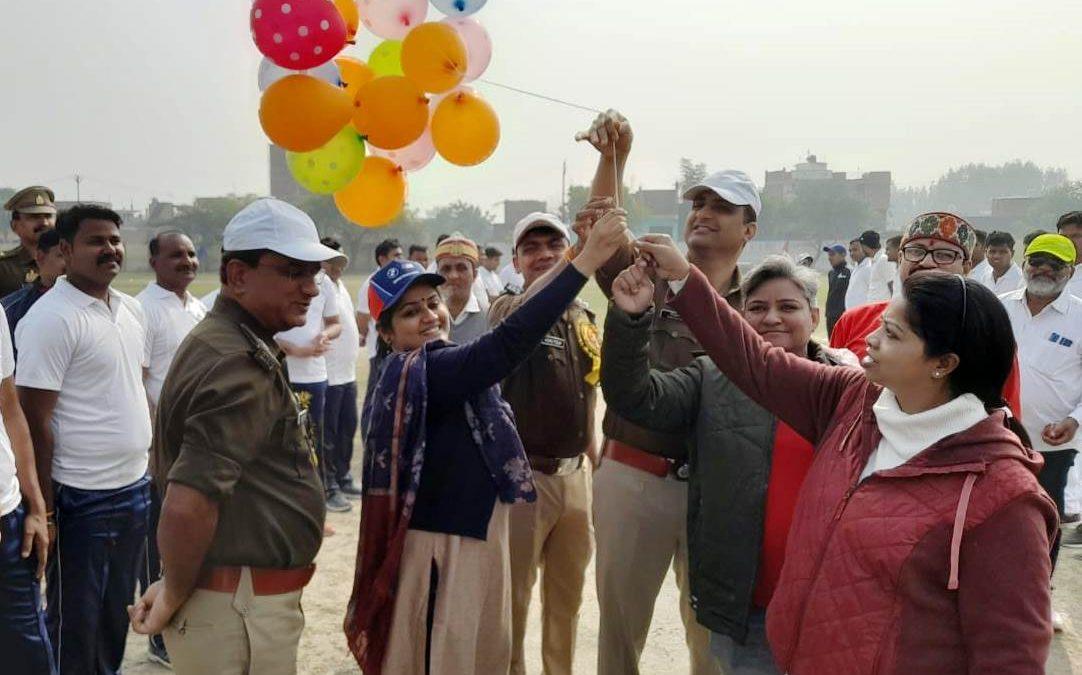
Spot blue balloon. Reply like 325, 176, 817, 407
431, 0, 487, 18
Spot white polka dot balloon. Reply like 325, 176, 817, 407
251, 0, 347, 69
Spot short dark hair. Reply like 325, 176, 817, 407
435, 233, 450, 245
849, 238, 860, 245
1056, 211, 1082, 232
986, 231, 1015, 251
148, 229, 187, 257
219, 248, 271, 284
484, 246, 502, 258
1023, 229, 1048, 248
374, 238, 400, 265
974, 229, 988, 246
320, 236, 342, 251
886, 235, 902, 248
55, 204, 122, 243
408, 244, 428, 255
36, 228, 61, 254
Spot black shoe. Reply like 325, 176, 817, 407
340, 480, 364, 500
326, 490, 353, 513
148, 636, 172, 668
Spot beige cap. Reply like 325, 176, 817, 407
4, 186, 57, 215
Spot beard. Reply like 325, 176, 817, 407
1026, 274, 1069, 298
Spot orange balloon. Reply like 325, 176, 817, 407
335, 157, 408, 227
401, 22, 467, 94
335, 0, 360, 40
431, 90, 500, 166
259, 75, 353, 152
336, 56, 375, 100
352, 76, 429, 150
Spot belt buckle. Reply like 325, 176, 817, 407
555, 456, 583, 476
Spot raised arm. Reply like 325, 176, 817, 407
600, 305, 701, 433
632, 238, 865, 443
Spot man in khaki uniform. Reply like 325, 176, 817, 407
128, 199, 341, 675
0, 186, 57, 298
491, 212, 600, 675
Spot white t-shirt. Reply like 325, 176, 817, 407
0, 307, 21, 516
136, 282, 207, 406
844, 258, 872, 309
1002, 289, 1082, 454
357, 274, 378, 359
325, 277, 360, 386
979, 263, 1024, 296
15, 278, 152, 490
866, 251, 894, 303
968, 259, 990, 281
478, 266, 504, 297
276, 272, 339, 384
200, 287, 220, 308
499, 262, 525, 294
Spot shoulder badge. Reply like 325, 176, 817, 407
238, 324, 282, 373
575, 317, 601, 386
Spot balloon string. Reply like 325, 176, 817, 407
612, 138, 620, 209
474, 79, 605, 114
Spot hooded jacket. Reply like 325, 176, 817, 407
670, 265, 1058, 675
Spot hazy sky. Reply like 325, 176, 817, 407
1, 0, 1079, 220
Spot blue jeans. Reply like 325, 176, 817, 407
1, 503, 56, 674
136, 478, 166, 651
324, 381, 359, 485
710, 609, 780, 674
47, 476, 150, 675
292, 381, 331, 493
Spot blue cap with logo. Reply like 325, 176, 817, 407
823, 244, 847, 255
367, 260, 445, 322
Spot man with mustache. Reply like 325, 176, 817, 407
1001, 233, 1082, 574
0, 186, 57, 298
16, 204, 152, 674
1, 228, 65, 356
134, 230, 207, 667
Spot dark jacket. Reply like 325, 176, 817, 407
601, 306, 852, 643
825, 262, 850, 334
1, 280, 47, 359
671, 266, 1058, 675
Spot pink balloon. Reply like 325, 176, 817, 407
442, 17, 491, 82
357, 0, 428, 40
251, 0, 347, 69
369, 127, 436, 171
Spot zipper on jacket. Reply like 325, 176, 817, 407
832, 482, 859, 521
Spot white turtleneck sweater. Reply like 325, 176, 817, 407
860, 391, 989, 480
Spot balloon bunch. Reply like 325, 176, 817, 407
251, 0, 498, 227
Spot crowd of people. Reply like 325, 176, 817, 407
0, 109, 1078, 675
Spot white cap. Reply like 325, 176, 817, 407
512, 212, 570, 249
223, 198, 343, 262
682, 170, 762, 218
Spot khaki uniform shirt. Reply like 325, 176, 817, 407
490, 289, 598, 459
0, 246, 35, 299
152, 295, 325, 569
595, 243, 741, 460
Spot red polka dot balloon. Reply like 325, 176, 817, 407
251, 0, 347, 70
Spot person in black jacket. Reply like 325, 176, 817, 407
822, 244, 850, 336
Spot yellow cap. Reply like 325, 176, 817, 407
1025, 233, 1076, 264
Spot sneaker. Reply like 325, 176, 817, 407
1061, 525, 1082, 548
326, 491, 353, 513
340, 480, 364, 500
1053, 609, 1066, 633
148, 636, 172, 668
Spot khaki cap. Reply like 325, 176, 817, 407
4, 186, 57, 215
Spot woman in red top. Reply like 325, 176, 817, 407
602, 255, 857, 673
617, 237, 1058, 675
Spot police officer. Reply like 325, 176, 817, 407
490, 212, 601, 675
128, 198, 339, 675
0, 186, 57, 298
1, 228, 64, 353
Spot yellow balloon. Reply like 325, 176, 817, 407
335, 0, 360, 41
352, 76, 429, 150
335, 157, 408, 227
259, 75, 353, 152
369, 40, 404, 77
336, 56, 375, 100
431, 90, 500, 166
401, 22, 467, 94
287, 126, 367, 194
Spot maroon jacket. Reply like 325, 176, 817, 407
672, 266, 1058, 675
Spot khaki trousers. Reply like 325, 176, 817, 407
383, 502, 512, 675
163, 566, 305, 675
593, 459, 720, 675
510, 462, 594, 675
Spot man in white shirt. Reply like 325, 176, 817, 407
977, 231, 1024, 296
499, 259, 526, 294
17, 204, 153, 674
357, 238, 403, 416
1001, 233, 1080, 565
844, 237, 871, 309
435, 234, 489, 344
967, 229, 989, 281
134, 229, 206, 667
479, 245, 506, 298
276, 266, 345, 511
0, 304, 52, 671
319, 237, 363, 500
861, 230, 893, 303
1058, 211, 1082, 301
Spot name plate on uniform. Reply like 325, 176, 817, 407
658, 308, 683, 322
541, 334, 566, 349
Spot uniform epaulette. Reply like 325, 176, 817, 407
238, 323, 281, 373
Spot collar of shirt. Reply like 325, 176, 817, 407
53, 276, 129, 319
212, 293, 282, 352
1003, 287, 1074, 318
144, 281, 200, 309
450, 291, 482, 326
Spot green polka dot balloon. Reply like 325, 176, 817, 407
287, 125, 367, 194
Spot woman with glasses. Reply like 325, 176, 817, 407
619, 235, 1058, 675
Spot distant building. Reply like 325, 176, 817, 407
628, 185, 686, 238
269, 145, 303, 202
764, 155, 892, 225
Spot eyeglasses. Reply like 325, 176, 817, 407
901, 245, 963, 266
1026, 254, 1069, 272
258, 261, 321, 283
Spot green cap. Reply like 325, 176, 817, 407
1025, 233, 1076, 265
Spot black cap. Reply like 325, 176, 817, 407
859, 230, 881, 249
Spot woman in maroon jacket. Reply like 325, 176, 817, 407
615, 237, 1059, 675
